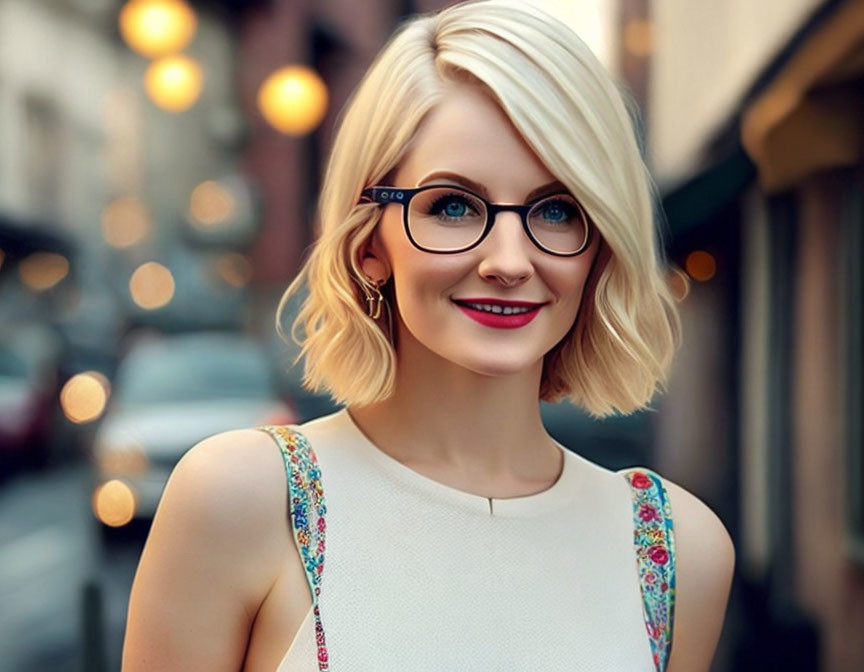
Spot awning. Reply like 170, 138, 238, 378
741, 0, 864, 193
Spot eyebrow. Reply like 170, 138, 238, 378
416, 171, 568, 202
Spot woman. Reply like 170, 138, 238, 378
122, 1, 735, 670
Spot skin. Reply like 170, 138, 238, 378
351, 82, 601, 497
122, 81, 734, 672
352, 81, 736, 671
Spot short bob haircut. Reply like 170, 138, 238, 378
277, 0, 684, 418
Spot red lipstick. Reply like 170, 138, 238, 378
451, 298, 546, 329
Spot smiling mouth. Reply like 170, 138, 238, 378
451, 298, 546, 315
450, 300, 546, 332
452, 301, 539, 315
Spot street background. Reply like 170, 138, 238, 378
1, 0, 863, 670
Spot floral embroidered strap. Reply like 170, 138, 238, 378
257, 425, 330, 671
621, 468, 677, 672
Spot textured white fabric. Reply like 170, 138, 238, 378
276, 408, 656, 671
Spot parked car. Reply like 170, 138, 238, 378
0, 324, 63, 476
91, 331, 297, 537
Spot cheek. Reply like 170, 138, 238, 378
559, 239, 602, 313
382, 214, 467, 298
550, 264, 593, 314
391, 257, 464, 313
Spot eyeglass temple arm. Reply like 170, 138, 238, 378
359, 187, 413, 206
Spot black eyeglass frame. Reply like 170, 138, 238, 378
359, 184, 594, 257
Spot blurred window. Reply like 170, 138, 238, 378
24, 94, 63, 222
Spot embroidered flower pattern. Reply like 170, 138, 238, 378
255, 424, 673, 672
259, 425, 330, 671
623, 468, 677, 672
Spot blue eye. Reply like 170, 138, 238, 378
428, 193, 481, 219
444, 200, 468, 217
529, 197, 582, 228
539, 200, 570, 221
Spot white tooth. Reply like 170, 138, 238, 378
463, 302, 534, 314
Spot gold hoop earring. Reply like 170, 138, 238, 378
363, 276, 384, 319
361, 275, 394, 345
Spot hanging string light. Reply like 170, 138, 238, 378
119, 0, 197, 58
144, 55, 203, 112
257, 65, 329, 136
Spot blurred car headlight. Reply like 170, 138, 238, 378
95, 441, 150, 477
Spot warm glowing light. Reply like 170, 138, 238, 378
144, 55, 203, 112
61, 371, 110, 424
102, 196, 152, 248
257, 65, 328, 136
0, 248, 5, 271
92, 479, 137, 527
215, 253, 252, 287
119, 0, 197, 58
130, 261, 175, 309
623, 18, 653, 58
189, 180, 236, 228
19, 252, 69, 291
685, 250, 717, 282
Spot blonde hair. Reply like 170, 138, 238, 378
277, 0, 684, 418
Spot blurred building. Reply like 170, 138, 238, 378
5, 1, 862, 670
636, 0, 864, 669
241, 0, 618, 284
0, 0, 251, 344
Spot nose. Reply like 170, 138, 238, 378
476, 210, 535, 284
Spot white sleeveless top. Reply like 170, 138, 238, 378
267, 407, 663, 671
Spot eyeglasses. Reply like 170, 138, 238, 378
359, 184, 593, 256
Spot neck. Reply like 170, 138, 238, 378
346, 333, 563, 497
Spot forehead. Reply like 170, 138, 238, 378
395, 83, 557, 190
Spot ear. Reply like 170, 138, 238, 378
358, 228, 390, 283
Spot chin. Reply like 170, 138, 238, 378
448, 351, 543, 378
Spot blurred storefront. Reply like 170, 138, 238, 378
4, 1, 862, 670
638, 0, 864, 669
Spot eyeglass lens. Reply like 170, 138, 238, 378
407, 187, 588, 254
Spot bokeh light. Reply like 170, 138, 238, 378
215, 252, 252, 287
189, 180, 236, 228
0, 248, 5, 271
102, 196, 153, 248
685, 250, 717, 282
19, 252, 69, 291
60, 371, 111, 424
92, 479, 138, 527
129, 261, 175, 309
257, 65, 328, 136
119, 0, 197, 58
144, 55, 203, 112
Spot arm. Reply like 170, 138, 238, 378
661, 476, 736, 672
121, 429, 288, 671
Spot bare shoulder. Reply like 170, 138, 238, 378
122, 428, 292, 671
655, 471, 736, 672
155, 428, 290, 551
